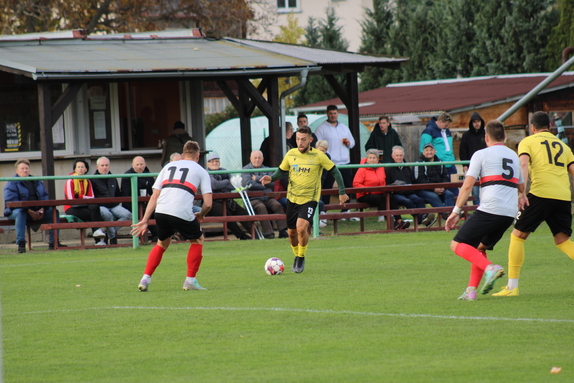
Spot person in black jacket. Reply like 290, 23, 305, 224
459, 112, 486, 204
414, 143, 455, 220
385, 146, 427, 230
121, 156, 157, 242
364, 116, 402, 163
92, 157, 132, 245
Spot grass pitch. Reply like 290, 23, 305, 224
1, 223, 573, 382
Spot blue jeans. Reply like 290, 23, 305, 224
471, 185, 480, 205
100, 205, 132, 239
392, 193, 425, 223
8, 207, 60, 244
417, 189, 455, 208
447, 165, 459, 197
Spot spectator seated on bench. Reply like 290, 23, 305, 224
414, 143, 455, 220
64, 159, 107, 246
92, 157, 132, 245
3, 158, 65, 253
386, 146, 435, 229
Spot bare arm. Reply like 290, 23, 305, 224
130, 188, 160, 237
445, 175, 476, 232
196, 193, 212, 222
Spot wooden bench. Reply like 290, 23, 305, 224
0, 218, 33, 249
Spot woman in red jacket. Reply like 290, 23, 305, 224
63, 159, 107, 245
353, 149, 415, 230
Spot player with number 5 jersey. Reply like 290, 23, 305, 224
493, 111, 574, 297
445, 120, 525, 300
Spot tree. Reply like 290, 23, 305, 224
0, 0, 261, 38
546, 0, 574, 70
293, 7, 349, 107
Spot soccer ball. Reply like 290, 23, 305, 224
264, 257, 284, 275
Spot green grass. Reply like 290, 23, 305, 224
1, 225, 573, 382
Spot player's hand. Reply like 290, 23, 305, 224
194, 212, 205, 223
339, 194, 349, 206
518, 194, 529, 210
130, 221, 148, 237
445, 212, 459, 232
260, 175, 272, 186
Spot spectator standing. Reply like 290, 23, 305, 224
364, 116, 402, 163
161, 121, 193, 166
261, 122, 294, 167
120, 156, 158, 242
206, 152, 252, 240
132, 140, 212, 292
414, 143, 454, 221
3, 158, 65, 252
92, 157, 132, 245
288, 114, 318, 149
241, 150, 288, 239
459, 112, 486, 204
314, 105, 355, 189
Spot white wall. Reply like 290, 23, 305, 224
251, 0, 373, 53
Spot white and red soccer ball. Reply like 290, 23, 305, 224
264, 257, 284, 275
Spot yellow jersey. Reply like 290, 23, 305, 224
279, 147, 335, 204
518, 131, 574, 201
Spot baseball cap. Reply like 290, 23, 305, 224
423, 143, 435, 149
207, 152, 220, 162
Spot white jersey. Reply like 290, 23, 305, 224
466, 144, 523, 218
152, 159, 212, 221
314, 121, 355, 165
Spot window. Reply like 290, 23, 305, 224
0, 72, 66, 154
88, 83, 113, 149
117, 81, 181, 150
277, 0, 300, 12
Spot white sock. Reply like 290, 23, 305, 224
466, 286, 477, 293
185, 276, 196, 283
507, 279, 518, 290
142, 274, 151, 282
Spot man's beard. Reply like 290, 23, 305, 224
298, 145, 310, 153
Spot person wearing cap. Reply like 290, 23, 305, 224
414, 142, 454, 221
161, 121, 193, 166
205, 152, 252, 240
459, 112, 486, 205
364, 115, 402, 163
241, 150, 288, 239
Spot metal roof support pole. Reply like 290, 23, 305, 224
498, 55, 574, 123
38, 83, 56, 199
266, 77, 281, 166
280, 70, 309, 155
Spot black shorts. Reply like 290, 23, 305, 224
286, 200, 318, 229
155, 213, 203, 241
514, 194, 572, 236
453, 210, 514, 250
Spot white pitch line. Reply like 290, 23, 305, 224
6, 306, 574, 323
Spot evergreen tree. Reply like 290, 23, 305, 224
546, 0, 574, 70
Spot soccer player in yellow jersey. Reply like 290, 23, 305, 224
261, 125, 349, 273
493, 111, 574, 297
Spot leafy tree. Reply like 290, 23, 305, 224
0, 0, 261, 38
293, 7, 349, 107
546, 0, 574, 70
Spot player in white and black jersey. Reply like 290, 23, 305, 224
131, 141, 213, 292
445, 120, 526, 301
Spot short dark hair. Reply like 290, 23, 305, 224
531, 111, 550, 130
379, 115, 390, 122
183, 140, 200, 155
485, 120, 505, 142
326, 105, 338, 112
297, 114, 308, 121
296, 125, 312, 136
174, 121, 185, 130
73, 159, 90, 172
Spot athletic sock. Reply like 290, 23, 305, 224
185, 276, 197, 284
556, 239, 574, 260
298, 245, 308, 258
454, 243, 490, 271
508, 233, 525, 279
507, 278, 519, 290
468, 251, 487, 287
143, 245, 166, 276
187, 244, 203, 278
291, 245, 299, 257
465, 286, 477, 294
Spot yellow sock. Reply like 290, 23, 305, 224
298, 245, 308, 258
556, 240, 574, 260
291, 245, 299, 257
508, 234, 525, 279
